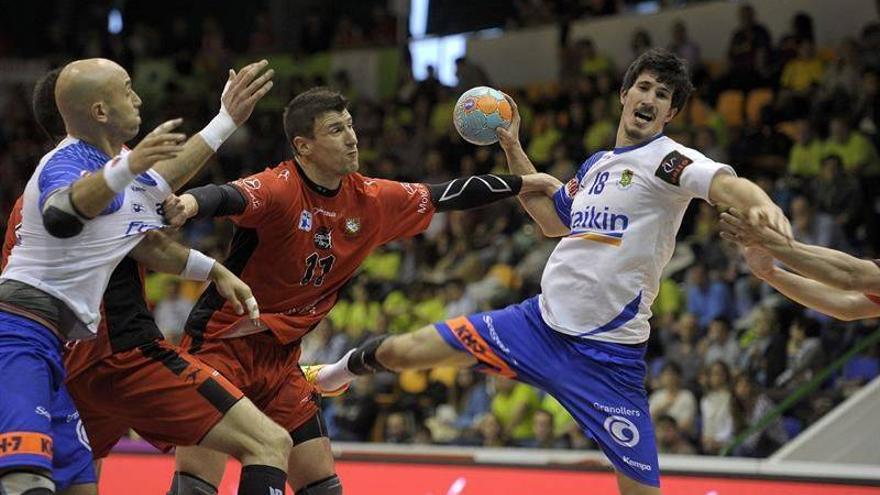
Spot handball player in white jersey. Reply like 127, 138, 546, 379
309, 48, 790, 495
0, 58, 293, 495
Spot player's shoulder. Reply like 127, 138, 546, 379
44, 138, 108, 169
645, 136, 714, 166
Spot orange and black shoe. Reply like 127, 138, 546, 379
302, 364, 350, 397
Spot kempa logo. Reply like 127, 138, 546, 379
622, 456, 652, 472
604, 415, 640, 447
269, 488, 283, 495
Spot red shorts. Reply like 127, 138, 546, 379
66, 340, 244, 458
179, 331, 318, 432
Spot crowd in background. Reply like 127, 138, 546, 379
1, 2, 880, 458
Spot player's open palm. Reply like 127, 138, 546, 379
221, 59, 275, 126
210, 262, 260, 322
496, 92, 521, 149
128, 119, 186, 174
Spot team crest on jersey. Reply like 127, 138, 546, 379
655, 151, 693, 186
132, 202, 144, 213
313, 226, 332, 250
344, 217, 361, 236
618, 169, 634, 190
243, 178, 261, 190
298, 210, 313, 231
277, 169, 290, 181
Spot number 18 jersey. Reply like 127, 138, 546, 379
540, 134, 734, 344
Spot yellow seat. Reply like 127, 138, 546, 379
746, 88, 774, 126
716, 90, 745, 127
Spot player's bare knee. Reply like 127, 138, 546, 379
0, 470, 56, 494
251, 422, 292, 463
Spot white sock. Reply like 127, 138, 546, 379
316, 349, 357, 390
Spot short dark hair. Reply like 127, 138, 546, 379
621, 48, 694, 113
282, 86, 348, 154
32, 67, 65, 143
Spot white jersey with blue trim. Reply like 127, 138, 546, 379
1, 137, 171, 338
539, 134, 735, 344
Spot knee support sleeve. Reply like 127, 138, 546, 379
0, 471, 55, 495
296, 475, 342, 495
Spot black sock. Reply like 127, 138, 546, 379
167, 471, 218, 495
238, 465, 286, 495
347, 335, 391, 375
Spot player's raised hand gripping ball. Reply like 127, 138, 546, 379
453, 86, 512, 145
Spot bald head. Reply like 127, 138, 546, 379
54, 58, 142, 145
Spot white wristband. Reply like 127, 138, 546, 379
181, 249, 216, 281
102, 155, 137, 193
198, 110, 237, 152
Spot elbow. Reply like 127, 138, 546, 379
540, 224, 569, 238
42, 207, 84, 238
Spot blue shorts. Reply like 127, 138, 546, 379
0, 311, 96, 490
435, 296, 659, 487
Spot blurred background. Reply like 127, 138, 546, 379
1, 0, 880, 491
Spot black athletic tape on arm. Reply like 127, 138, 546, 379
427, 174, 522, 212
185, 184, 247, 219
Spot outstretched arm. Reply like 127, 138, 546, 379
721, 208, 880, 294
129, 231, 259, 320
495, 94, 569, 237
741, 247, 880, 321
151, 60, 274, 191
708, 173, 792, 240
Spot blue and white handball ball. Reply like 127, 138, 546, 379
453, 86, 513, 146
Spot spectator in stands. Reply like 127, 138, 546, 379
518, 409, 567, 449
665, 312, 704, 388
725, 3, 773, 90
790, 194, 848, 250
774, 316, 825, 391
853, 69, 879, 141
577, 38, 613, 77
583, 97, 615, 152
655, 415, 698, 455
700, 318, 741, 369
490, 376, 541, 443
787, 120, 823, 177
383, 411, 414, 444
732, 373, 789, 457
332, 376, 381, 442
668, 21, 701, 69
813, 154, 863, 247
819, 39, 864, 104
700, 361, 735, 454
468, 412, 509, 448
778, 39, 825, 119
649, 362, 697, 437
738, 307, 787, 388
630, 28, 652, 61
821, 116, 880, 176
686, 263, 734, 329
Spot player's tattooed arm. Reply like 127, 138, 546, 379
151, 60, 275, 191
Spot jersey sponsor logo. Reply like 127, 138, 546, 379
130, 185, 146, 192
0, 432, 53, 459
243, 178, 261, 190
277, 169, 290, 181
593, 401, 641, 417
314, 226, 332, 250
618, 169, 634, 190
343, 217, 361, 236
269, 488, 284, 495
400, 182, 420, 196
313, 207, 337, 218
125, 220, 164, 236
622, 456, 652, 472
34, 406, 51, 420
132, 202, 144, 213
603, 415, 640, 447
299, 210, 313, 231
446, 316, 516, 378
569, 206, 630, 246
655, 150, 693, 186
482, 315, 517, 365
